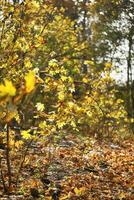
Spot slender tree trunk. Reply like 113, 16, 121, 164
6, 124, 12, 189
127, 29, 133, 117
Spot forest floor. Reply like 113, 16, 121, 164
0, 134, 134, 200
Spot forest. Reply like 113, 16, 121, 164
0, 0, 133, 199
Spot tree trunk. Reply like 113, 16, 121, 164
127, 28, 133, 117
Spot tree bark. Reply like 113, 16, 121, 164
127, 28, 133, 117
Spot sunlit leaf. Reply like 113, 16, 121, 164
36, 102, 45, 111
74, 187, 86, 196
25, 71, 36, 93
0, 80, 16, 97
58, 91, 65, 101
21, 130, 31, 139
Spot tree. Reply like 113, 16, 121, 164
89, 0, 134, 117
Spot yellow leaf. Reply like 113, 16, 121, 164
24, 57, 32, 69
31, 1, 40, 10
74, 187, 85, 196
57, 121, 65, 129
70, 120, 76, 128
0, 80, 16, 97
25, 71, 36, 93
58, 91, 65, 101
36, 102, 44, 111
68, 101, 74, 109
61, 76, 67, 81
15, 140, 24, 149
84, 60, 94, 65
118, 192, 126, 200
21, 130, 31, 139
59, 195, 69, 200
39, 121, 47, 129
105, 62, 112, 69
82, 77, 88, 83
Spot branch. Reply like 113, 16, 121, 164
15, 139, 33, 187
6, 125, 12, 188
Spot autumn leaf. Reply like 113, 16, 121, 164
82, 77, 89, 83
118, 192, 127, 200
58, 91, 65, 101
36, 102, 45, 111
74, 187, 86, 196
105, 62, 112, 69
21, 130, 31, 139
25, 71, 36, 93
0, 80, 16, 97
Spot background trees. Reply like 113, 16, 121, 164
89, 0, 134, 117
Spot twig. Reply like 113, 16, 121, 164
6, 124, 12, 188
15, 139, 33, 187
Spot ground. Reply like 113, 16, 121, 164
0, 134, 133, 200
